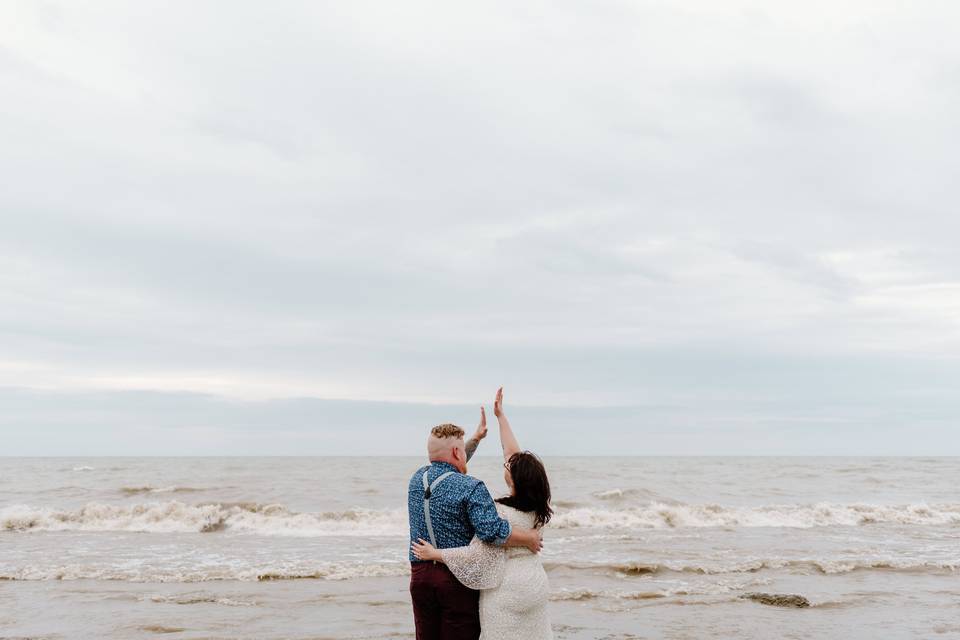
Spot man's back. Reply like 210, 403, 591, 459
408, 421, 511, 640
407, 461, 511, 562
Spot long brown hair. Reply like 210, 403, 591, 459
497, 451, 553, 528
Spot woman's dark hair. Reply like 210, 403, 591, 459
497, 451, 553, 528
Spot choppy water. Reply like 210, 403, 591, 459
1, 457, 958, 639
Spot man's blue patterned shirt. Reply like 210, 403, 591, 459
407, 461, 512, 562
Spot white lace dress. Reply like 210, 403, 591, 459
440, 503, 552, 640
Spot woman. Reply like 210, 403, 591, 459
412, 387, 553, 639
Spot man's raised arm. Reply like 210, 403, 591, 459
494, 387, 521, 461
464, 406, 488, 462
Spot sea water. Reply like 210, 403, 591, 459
1, 457, 958, 639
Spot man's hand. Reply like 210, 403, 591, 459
471, 406, 488, 441
465, 406, 487, 461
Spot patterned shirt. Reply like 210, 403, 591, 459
407, 461, 513, 562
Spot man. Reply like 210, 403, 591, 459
408, 407, 543, 640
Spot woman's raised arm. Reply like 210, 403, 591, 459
494, 387, 521, 461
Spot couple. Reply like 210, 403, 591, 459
407, 387, 554, 640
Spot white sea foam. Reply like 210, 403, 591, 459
144, 593, 259, 606
593, 488, 628, 500
550, 576, 771, 601
591, 488, 661, 501
0, 561, 411, 583
546, 558, 960, 576
5, 557, 952, 584
0, 501, 407, 536
3, 500, 959, 537
551, 502, 960, 529
120, 486, 204, 495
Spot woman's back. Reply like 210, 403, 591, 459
479, 503, 552, 639
499, 504, 539, 558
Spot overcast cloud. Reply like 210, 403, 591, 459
2, 1, 959, 454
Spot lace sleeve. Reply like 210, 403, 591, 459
440, 536, 506, 590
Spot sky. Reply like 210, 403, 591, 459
2, 1, 959, 455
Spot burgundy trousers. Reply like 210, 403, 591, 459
410, 561, 481, 640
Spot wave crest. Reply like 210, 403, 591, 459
0, 562, 410, 583
545, 558, 959, 576
3, 500, 959, 537
0, 502, 406, 536
120, 486, 204, 496
2, 557, 955, 584
552, 502, 960, 529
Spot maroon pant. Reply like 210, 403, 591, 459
410, 562, 480, 640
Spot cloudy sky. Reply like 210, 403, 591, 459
2, 1, 959, 455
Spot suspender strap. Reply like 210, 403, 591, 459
422, 470, 454, 547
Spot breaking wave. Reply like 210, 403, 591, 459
3, 500, 959, 537
120, 486, 205, 496
551, 502, 960, 529
545, 558, 959, 576
0, 562, 410, 583
0, 502, 406, 536
550, 575, 771, 601
144, 593, 259, 606
591, 488, 666, 502
2, 556, 955, 583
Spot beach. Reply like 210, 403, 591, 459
2, 456, 958, 639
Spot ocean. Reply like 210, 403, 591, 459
1, 456, 958, 639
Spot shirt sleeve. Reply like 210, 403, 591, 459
441, 537, 506, 590
466, 481, 512, 545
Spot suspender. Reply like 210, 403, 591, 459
422, 469, 454, 547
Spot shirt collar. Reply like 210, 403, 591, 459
430, 461, 460, 474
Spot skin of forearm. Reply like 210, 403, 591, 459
465, 437, 479, 461
503, 527, 534, 548
498, 415, 521, 458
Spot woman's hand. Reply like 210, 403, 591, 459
493, 386, 505, 418
411, 538, 443, 562
494, 386, 522, 458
